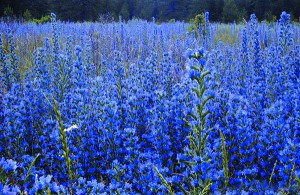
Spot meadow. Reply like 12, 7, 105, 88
0, 12, 299, 194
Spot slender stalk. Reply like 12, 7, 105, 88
53, 98, 73, 195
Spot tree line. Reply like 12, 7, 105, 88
1, 0, 299, 23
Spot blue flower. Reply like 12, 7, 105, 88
185, 49, 194, 59
0, 158, 17, 172
199, 58, 206, 66
2, 185, 20, 195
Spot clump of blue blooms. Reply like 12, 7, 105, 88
0, 11, 300, 194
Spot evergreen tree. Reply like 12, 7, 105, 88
120, 0, 130, 20
222, 0, 241, 23
254, 0, 271, 20
187, 0, 209, 19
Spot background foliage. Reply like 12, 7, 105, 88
0, 0, 300, 22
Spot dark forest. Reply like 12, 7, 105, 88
1, 0, 300, 22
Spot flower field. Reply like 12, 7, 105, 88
0, 12, 299, 194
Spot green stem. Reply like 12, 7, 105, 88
53, 98, 73, 195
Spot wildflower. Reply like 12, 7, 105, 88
0, 158, 17, 172
64, 124, 78, 132
184, 49, 194, 59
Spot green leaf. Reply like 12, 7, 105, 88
220, 131, 229, 187
24, 153, 40, 183
153, 165, 175, 195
